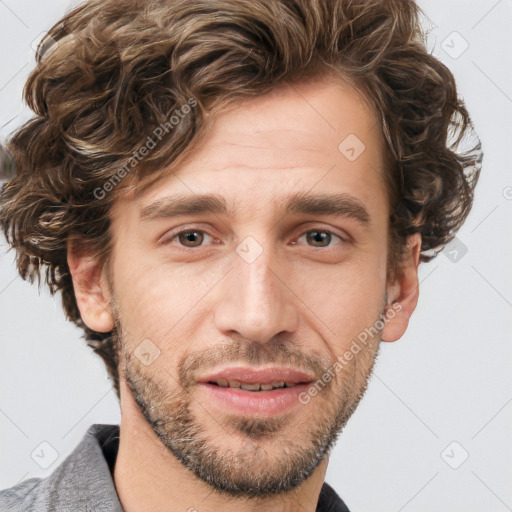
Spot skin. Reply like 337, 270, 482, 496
68, 76, 421, 512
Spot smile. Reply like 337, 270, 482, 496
197, 366, 315, 416
209, 380, 298, 391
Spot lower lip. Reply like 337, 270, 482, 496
198, 383, 310, 416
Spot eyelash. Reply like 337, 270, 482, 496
161, 227, 347, 251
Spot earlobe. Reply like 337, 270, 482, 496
381, 233, 422, 342
67, 239, 114, 333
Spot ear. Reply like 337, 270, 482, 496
67, 239, 115, 333
381, 233, 422, 342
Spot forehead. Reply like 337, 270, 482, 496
114, 76, 389, 221
194, 76, 382, 170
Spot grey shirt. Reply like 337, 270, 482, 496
0, 424, 350, 511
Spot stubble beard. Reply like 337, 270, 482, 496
113, 320, 382, 498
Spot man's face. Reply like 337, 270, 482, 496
106, 77, 392, 495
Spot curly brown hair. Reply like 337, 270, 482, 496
0, 0, 482, 399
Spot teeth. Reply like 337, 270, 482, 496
240, 383, 261, 391
212, 380, 297, 390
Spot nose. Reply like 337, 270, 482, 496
214, 240, 299, 345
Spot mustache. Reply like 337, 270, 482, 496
178, 340, 332, 388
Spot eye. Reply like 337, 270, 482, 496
296, 229, 345, 248
160, 227, 346, 251
163, 229, 215, 249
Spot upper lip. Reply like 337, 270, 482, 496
197, 366, 315, 385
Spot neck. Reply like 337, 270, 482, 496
113, 380, 329, 512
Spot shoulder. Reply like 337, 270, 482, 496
0, 424, 121, 512
0, 477, 44, 511
317, 481, 352, 512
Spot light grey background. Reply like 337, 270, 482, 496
1, 1, 511, 511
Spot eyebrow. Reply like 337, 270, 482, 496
140, 192, 370, 225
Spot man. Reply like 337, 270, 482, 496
0, 0, 482, 510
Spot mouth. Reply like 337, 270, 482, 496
196, 366, 315, 416
208, 380, 299, 391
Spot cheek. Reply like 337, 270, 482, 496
294, 250, 387, 347
112, 249, 219, 347
109, 248, 172, 341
